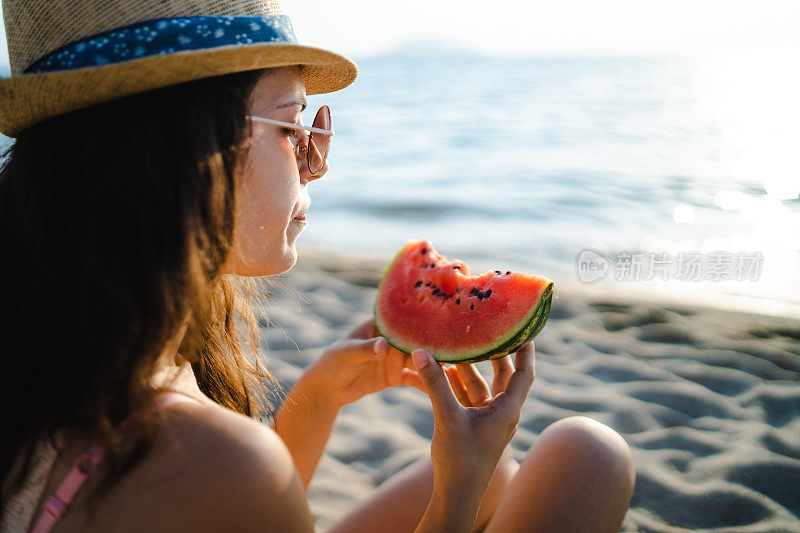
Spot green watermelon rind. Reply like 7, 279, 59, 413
375, 258, 554, 362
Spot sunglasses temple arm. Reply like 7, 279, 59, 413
310, 127, 335, 136
246, 115, 333, 136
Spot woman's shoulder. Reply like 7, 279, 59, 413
154, 392, 283, 465
71, 395, 315, 532
139, 396, 314, 532
155, 395, 288, 477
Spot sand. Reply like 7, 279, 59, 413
255, 246, 800, 532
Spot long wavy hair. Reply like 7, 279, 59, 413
0, 67, 276, 515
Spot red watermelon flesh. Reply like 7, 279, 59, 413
374, 238, 554, 363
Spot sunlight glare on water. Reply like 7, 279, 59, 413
299, 50, 800, 313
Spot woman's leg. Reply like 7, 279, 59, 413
484, 416, 636, 533
327, 416, 635, 533
326, 446, 519, 533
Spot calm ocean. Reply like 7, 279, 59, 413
301, 53, 800, 316
2, 53, 798, 314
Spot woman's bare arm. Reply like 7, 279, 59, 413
272, 373, 340, 489
272, 318, 424, 489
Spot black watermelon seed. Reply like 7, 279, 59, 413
477, 292, 484, 300
453, 265, 461, 270
456, 298, 461, 305
425, 282, 430, 287
421, 248, 427, 254
485, 289, 492, 298
414, 281, 422, 288
506, 271, 510, 275
470, 288, 478, 295
495, 270, 501, 274
470, 304, 475, 310
432, 288, 440, 295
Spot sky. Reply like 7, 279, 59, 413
282, 0, 800, 58
0, 0, 799, 65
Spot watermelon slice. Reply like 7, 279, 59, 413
374, 238, 554, 363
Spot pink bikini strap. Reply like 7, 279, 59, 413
30, 443, 106, 533
29, 391, 200, 533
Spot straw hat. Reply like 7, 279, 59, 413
0, 0, 358, 137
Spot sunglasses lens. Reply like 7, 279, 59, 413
308, 106, 331, 173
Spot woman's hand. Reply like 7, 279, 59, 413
275, 318, 424, 489
441, 354, 519, 408
412, 344, 535, 494
301, 318, 425, 411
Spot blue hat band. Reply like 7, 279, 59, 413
23, 15, 298, 74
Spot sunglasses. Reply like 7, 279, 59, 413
246, 105, 333, 174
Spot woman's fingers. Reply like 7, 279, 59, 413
401, 353, 417, 371
345, 317, 378, 340
444, 366, 472, 406
324, 336, 389, 366
491, 355, 514, 396
455, 363, 492, 406
349, 336, 388, 361
411, 349, 460, 414
400, 368, 426, 393
498, 343, 536, 411
372, 337, 389, 357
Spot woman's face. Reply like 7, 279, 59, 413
224, 66, 327, 276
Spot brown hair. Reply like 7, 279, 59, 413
0, 68, 276, 515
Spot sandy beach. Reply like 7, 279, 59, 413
256, 246, 800, 532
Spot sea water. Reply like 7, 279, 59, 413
301, 52, 800, 316
1, 53, 797, 315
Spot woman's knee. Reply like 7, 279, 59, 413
525, 416, 635, 492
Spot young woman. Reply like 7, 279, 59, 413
0, 2, 635, 532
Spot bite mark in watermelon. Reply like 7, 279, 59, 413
374, 238, 554, 363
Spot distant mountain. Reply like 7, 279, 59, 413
378, 39, 483, 59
